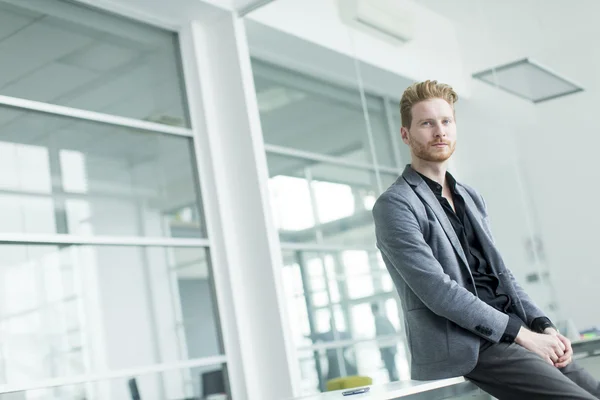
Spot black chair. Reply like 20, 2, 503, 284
201, 370, 226, 398
128, 378, 141, 400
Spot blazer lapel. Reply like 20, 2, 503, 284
403, 167, 469, 269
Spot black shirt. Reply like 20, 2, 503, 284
417, 171, 552, 344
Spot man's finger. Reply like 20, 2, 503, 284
555, 357, 572, 369
559, 334, 572, 347
558, 349, 572, 360
557, 354, 570, 363
559, 336, 574, 359
561, 335, 573, 353
553, 345, 565, 357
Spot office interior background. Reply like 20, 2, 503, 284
0, 0, 596, 399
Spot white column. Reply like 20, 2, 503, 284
179, 11, 299, 400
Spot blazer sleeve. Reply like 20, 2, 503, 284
373, 190, 509, 343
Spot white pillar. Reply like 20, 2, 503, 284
179, 11, 299, 400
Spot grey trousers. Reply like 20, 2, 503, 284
465, 342, 600, 399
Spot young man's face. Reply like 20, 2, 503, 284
401, 98, 456, 163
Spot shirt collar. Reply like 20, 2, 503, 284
416, 171, 458, 196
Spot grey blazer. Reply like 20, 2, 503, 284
372, 165, 546, 380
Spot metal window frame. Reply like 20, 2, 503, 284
0, 94, 194, 137
265, 143, 400, 176
0, 356, 228, 394
0, 233, 210, 247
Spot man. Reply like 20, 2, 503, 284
371, 302, 399, 382
372, 80, 600, 399
309, 318, 357, 381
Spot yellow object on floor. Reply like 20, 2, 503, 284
326, 376, 372, 392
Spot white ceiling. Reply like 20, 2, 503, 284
418, 0, 599, 88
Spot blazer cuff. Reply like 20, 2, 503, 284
501, 314, 524, 343
531, 317, 556, 333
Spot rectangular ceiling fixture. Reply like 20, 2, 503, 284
472, 58, 583, 103
338, 0, 415, 46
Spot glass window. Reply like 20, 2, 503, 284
254, 60, 391, 165
296, 339, 410, 396
368, 97, 397, 168
6, 365, 228, 400
286, 249, 408, 394
0, 106, 205, 238
269, 174, 315, 232
0, 244, 221, 385
0, 0, 188, 127
390, 103, 412, 167
267, 154, 379, 246
343, 250, 374, 299
381, 173, 400, 192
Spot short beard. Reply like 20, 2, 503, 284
409, 136, 456, 162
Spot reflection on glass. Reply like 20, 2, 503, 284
368, 98, 397, 168
315, 308, 331, 334
269, 175, 315, 231
312, 180, 355, 224
385, 298, 401, 330
0, 106, 205, 238
343, 250, 375, 299
0, 0, 189, 126
390, 105, 412, 167
284, 250, 401, 340
284, 249, 408, 394
297, 340, 410, 396
267, 154, 379, 245
0, 245, 221, 386
281, 251, 312, 347
382, 274, 394, 292
307, 257, 326, 291
381, 173, 400, 192
351, 303, 375, 338
333, 305, 346, 332
7, 365, 228, 400
312, 291, 329, 307
253, 60, 392, 165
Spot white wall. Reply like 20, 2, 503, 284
419, 0, 600, 330
246, 0, 468, 97
449, 82, 560, 321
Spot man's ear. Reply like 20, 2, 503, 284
400, 127, 410, 144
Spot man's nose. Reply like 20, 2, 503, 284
433, 122, 445, 137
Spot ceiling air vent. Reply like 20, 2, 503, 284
473, 58, 583, 103
338, 0, 415, 46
